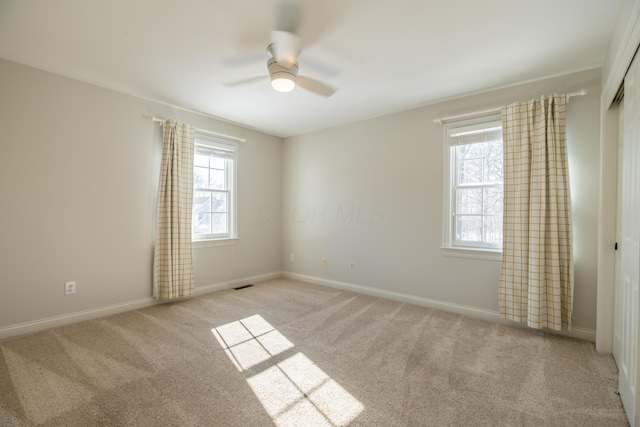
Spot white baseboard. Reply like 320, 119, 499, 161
283, 271, 596, 342
0, 297, 157, 340
193, 271, 283, 296
0, 271, 283, 340
1, 270, 595, 343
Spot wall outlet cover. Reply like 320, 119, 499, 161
65, 281, 76, 295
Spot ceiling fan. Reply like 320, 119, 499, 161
224, 5, 337, 97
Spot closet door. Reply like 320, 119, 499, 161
617, 50, 640, 425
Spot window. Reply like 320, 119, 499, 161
192, 133, 237, 241
443, 116, 503, 256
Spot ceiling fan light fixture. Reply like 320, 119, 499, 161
270, 72, 296, 92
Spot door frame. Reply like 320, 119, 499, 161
597, 1, 640, 353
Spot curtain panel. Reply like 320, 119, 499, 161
153, 120, 195, 299
499, 95, 574, 331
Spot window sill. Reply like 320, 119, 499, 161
440, 246, 502, 261
193, 237, 239, 249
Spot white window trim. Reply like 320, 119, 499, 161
441, 113, 503, 261
193, 132, 238, 243
440, 246, 502, 261
193, 237, 239, 249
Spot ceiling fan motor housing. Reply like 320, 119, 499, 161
267, 57, 299, 83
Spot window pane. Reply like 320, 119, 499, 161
211, 213, 228, 234
456, 143, 483, 160
211, 192, 228, 213
483, 187, 503, 215
194, 153, 209, 167
193, 191, 211, 213
483, 140, 503, 158
211, 157, 225, 169
483, 215, 503, 244
457, 188, 482, 214
484, 156, 503, 183
193, 212, 211, 235
457, 159, 483, 184
194, 166, 210, 189
456, 215, 482, 242
210, 169, 226, 190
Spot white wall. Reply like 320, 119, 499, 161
0, 57, 604, 337
282, 68, 602, 333
0, 59, 282, 333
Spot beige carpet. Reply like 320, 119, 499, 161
0, 278, 628, 426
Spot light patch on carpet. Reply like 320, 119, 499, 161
241, 314, 275, 336
308, 378, 364, 426
212, 314, 294, 371
214, 320, 254, 347
278, 352, 329, 393
258, 330, 295, 356
3, 346, 95, 424
247, 353, 364, 426
213, 315, 364, 426
248, 365, 305, 416
226, 337, 272, 371
276, 397, 333, 427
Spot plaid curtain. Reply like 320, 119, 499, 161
499, 95, 573, 331
153, 120, 195, 299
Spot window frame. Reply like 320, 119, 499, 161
441, 114, 503, 261
192, 132, 238, 243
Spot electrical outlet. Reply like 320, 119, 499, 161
350, 261, 356, 271
290, 253, 295, 262
322, 258, 328, 267
65, 281, 76, 295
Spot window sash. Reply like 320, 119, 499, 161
448, 120, 502, 146
193, 178, 231, 239
192, 135, 237, 241
195, 144, 234, 159
452, 184, 503, 249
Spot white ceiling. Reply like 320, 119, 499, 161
0, 0, 623, 137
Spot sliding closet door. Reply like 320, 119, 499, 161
617, 51, 640, 426
614, 96, 623, 364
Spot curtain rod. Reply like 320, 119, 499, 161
150, 117, 247, 143
433, 89, 587, 125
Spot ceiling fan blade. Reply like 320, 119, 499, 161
223, 75, 269, 87
271, 30, 301, 67
301, 55, 340, 79
296, 75, 336, 97
275, 1, 339, 49
222, 52, 267, 68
